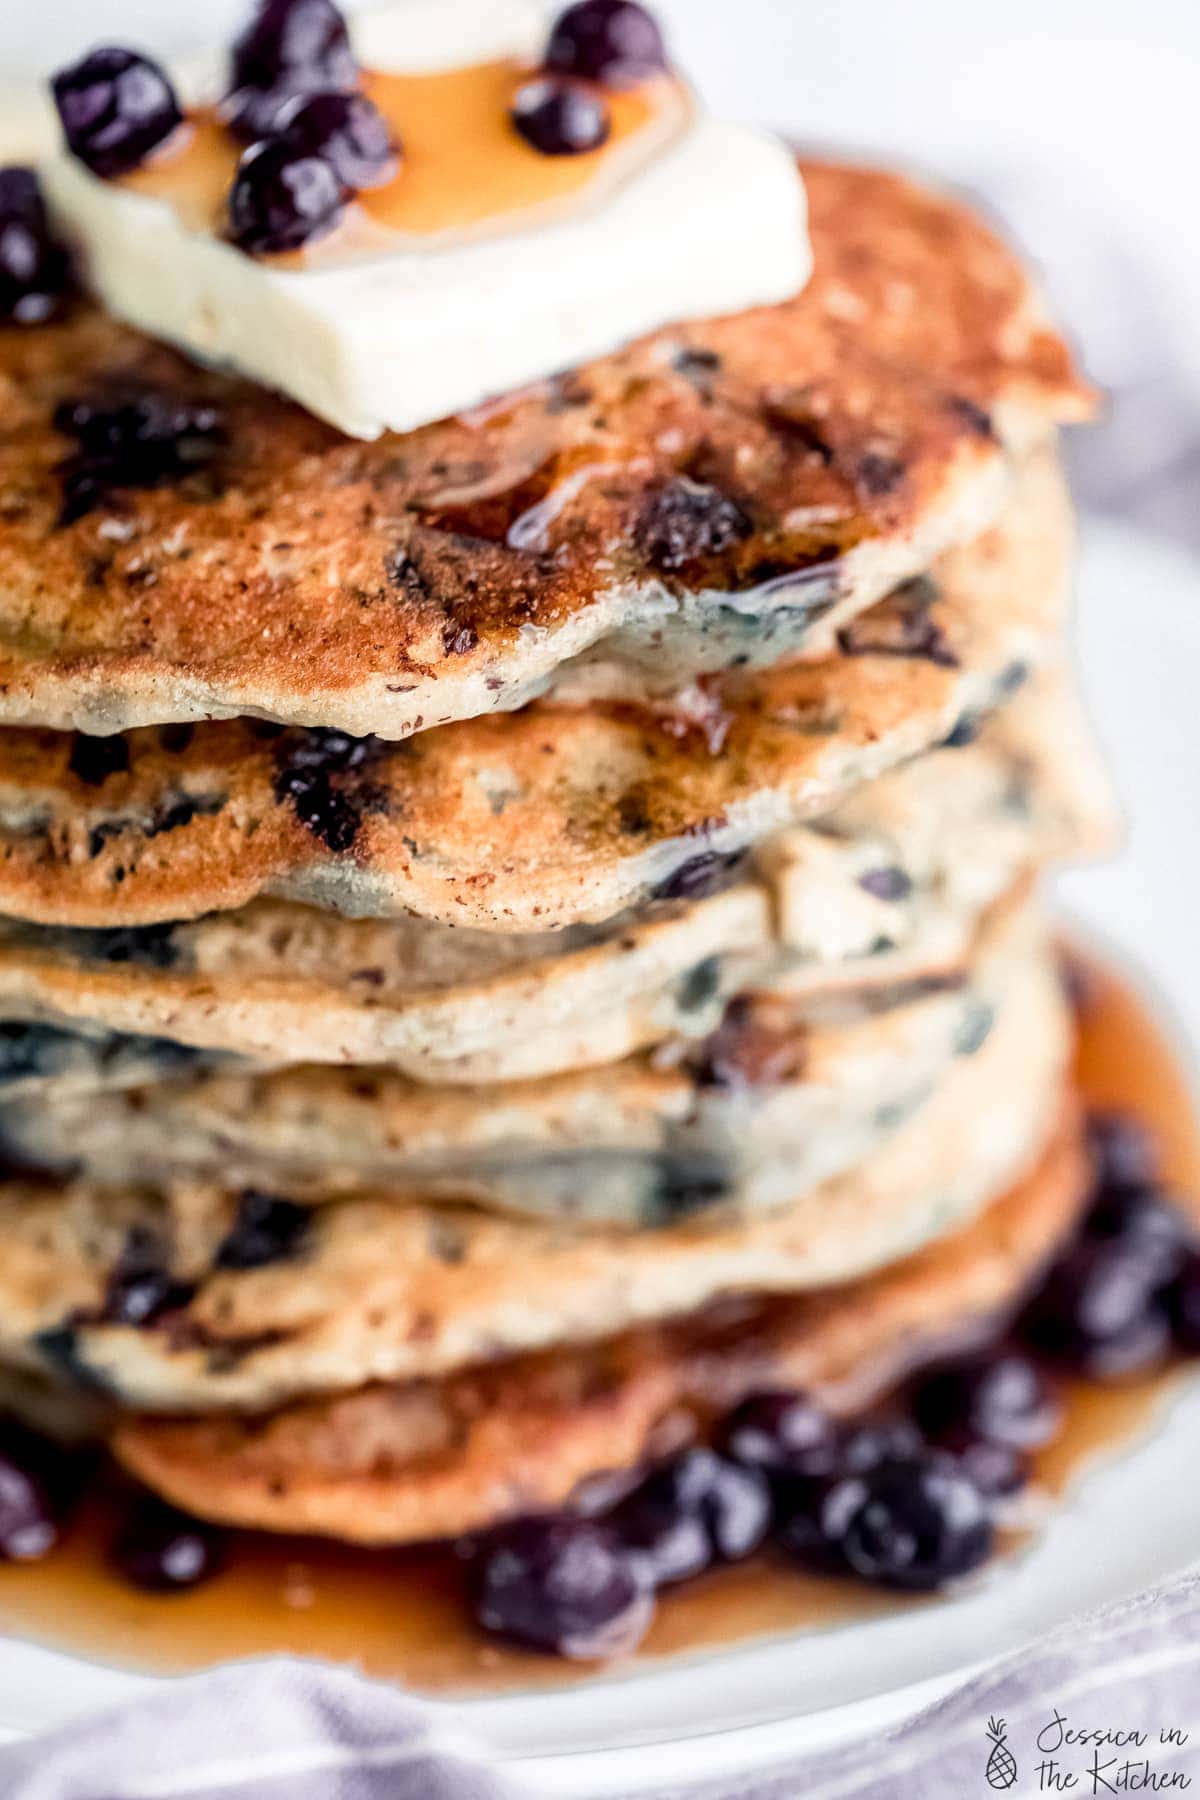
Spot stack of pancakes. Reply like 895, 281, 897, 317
0, 161, 1109, 1548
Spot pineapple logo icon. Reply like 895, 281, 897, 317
985, 1716, 1018, 1790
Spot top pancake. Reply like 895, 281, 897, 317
0, 162, 1089, 738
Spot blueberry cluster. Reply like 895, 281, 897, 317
464, 1109, 1200, 1659
511, 2, 668, 158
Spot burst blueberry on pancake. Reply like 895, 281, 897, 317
0, 896, 1035, 1221
0, 163, 1088, 738
0, 449, 1070, 928
108, 1107, 1089, 1544
0, 956, 1067, 1415
0, 666, 1112, 1083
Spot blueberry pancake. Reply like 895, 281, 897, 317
0, 660, 1111, 1084
0, 1018, 226, 1103
0, 163, 1088, 739
0, 448, 1070, 929
109, 1106, 1089, 1545
0, 897, 1034, 1222
0, 955, 1067, 1415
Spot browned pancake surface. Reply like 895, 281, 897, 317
0, 163, 1089, 737
112, 1101, 1088, 1543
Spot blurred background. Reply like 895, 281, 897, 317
3, 0, 1199, 546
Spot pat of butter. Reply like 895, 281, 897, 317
39, 0, 811, 441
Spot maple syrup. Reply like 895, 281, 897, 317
0, 948, 1193, 1693
120, 62, 686, 257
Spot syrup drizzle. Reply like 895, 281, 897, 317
0, 948, 1194, 1693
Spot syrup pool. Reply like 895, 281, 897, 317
0, 948, 1194, 1693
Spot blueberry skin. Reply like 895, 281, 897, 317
471, 1516, 653, 1659
546, 0, 669, 86
230, 0, 357, 101
52, 47, 182, 179
0, 1424, 71, 1562
1168, 1247, 1200, 1354
228, 136, 347, 254
720, 1390, 841, 1479
912, 1350, 1061, 1452
609, 1448, 771, 1587
820, 1452, 993, 1592
1087, 1186, 1193, 1288
284, 91, 398, 190
111, 1499, 227, 1592
1025, 1238, 1174, 1378
511, 78, 611, 157
0, 168, 70, 325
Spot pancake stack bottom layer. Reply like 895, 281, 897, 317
0, 162, 1111, 1556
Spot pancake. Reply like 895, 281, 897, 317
0, 902, 1033, 1223
0, 1019, 223, 1103
0, 447, 1072, 929
111, 1104, 1089, 1545
0, 162, 1089, 739
0, 666, 1113, 1084
1, 953, 1069, 1415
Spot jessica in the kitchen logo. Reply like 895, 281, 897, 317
980, 1711, 1193, 1792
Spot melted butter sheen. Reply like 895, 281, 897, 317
120, 62, 677, 256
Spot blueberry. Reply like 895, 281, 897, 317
941, 1434, 1031, 1501
54, 390, 224, 524
511, 78, 611, 157
1087, 1187, 1192, 1287
912, 1350, 1061, 1451
229, 0, 357, 102
471, 1516, 653, 1659
1167, 1247, 1200, 1353
214, 1191, 311, 1270
609, 1449, 770, 1586
68, 731, 130, 786
52, 47, 182, 179
225, 84, 310, 145
0, 1424, 72, 1562
637, 477, 752, 573
283, 91, 398, 189
111, 1499, 226, 1592
546, 1, 669, 87
838, 1417, 924, 1473
103, 1227, 195, 1327
820, 1452, 993, 1591
1025, 1240, 1172, 1378
653, 851, 746, 903
720, 1390, 841, 1479
228, 136, 346, 254
0, 168, 70, 326
1086, 1111, 1161, 1195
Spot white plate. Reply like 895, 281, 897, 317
0, 517, 1197, 1795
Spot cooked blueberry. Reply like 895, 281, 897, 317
225, 84, 308, 144
0, 168, 70, 325
546, 0, 668, 86
821, 1452, 993, 1591
55, 390, 224, 524
720, 1390, 841, 1479
215, 1191, 311, 1270
229, 0, 357, 101
912, 1350, 1061, 1451
1087, 1186, 1192, 1287
284, 91, 398, 189
0, 1423, 70, 1561
228, 136, 346, 254
838, 578, 957, 668
653, 851, 746, 903
272, 727, 382, 852
511, 77, 611, 156
1086, 1111, 1161, 1195
68, 732, 130, 786
649, 1157, 730, 1222
111, 1498, 226, 1592
471, 1515, 652, 1659
944, 1435, 1030, 1500
52, 47, 182, 179
1025, 1239, 1172, 1377
609, 1449, 770, 1587
638, 477, 752, 572
103, 1227, 195, 1327
858, 867, 912, 903
1167, 1247, 1200, 1353
838, 1417, 924, 1473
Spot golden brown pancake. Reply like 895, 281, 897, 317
0, 667, 1114, 1083
111, 1102, 1088, 1544
0, 163, 1089, 738
0, 447, 1070, 928
0, 957, 1068, 1414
